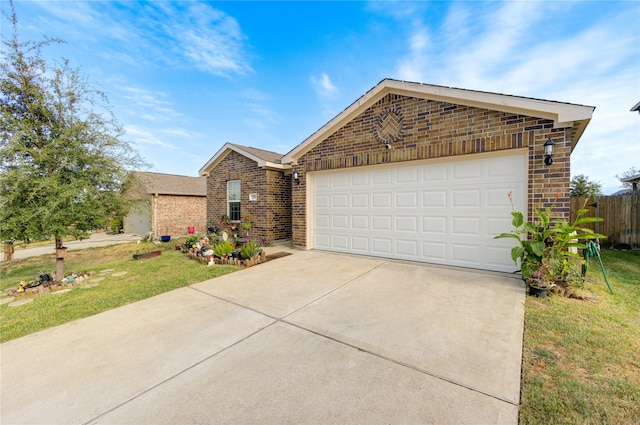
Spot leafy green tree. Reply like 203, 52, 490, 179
1, 4, 146, 277
570, 174, 602, 197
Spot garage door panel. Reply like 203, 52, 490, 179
373, 170, 393, 185
372, 216, 392, 231
332, 235, 349, 249
452, 189, 481, 207
453, 161, 481, 180
333, 194, 349, 208
487, 188, 513, 208
422, 164, 447, 182
333, 173, 349, 188
351, 215, 369, 230
373, 193, 392, 208
351, 236, 370, 252
487, 156, 523, 179
396, 239, 418, 257
423, 242, 447, 261
397, 191, 418, 207
452, 244, 480, 264
332, 215, 349, 229
352, 172, 369, 186
313, 153, 525, 272
316, 194, 330, 208
487, 217, 512, 235
316, 214, 330, 228
485, 245, 518, 270
396, 216, 418, 232
352, 193, 368, 207
372, 238, 393, 255
423, 216, 447, 234
422, 191, 447, 207
452, 217, 481, 236
315, 233, 331, 249
397, 167, 418, 183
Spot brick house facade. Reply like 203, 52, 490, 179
124, 172, 207, 237
202, 79, 594, 271
200, 144, 292, 243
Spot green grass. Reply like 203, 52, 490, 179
0, 240, 239, 342
519, 249, 640, 424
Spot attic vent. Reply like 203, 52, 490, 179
373, 106, 405, 145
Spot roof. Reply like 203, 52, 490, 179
283, 78, 595, 164
621, 173, 640, 183
199, 143, 285, 176
133, 171, 206, 196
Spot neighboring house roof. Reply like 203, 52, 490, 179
621, 173, 640, 192
631, 101, 640, 113
199, 143, 286, 176
621, 173, 640, 183
134, 171, 206, 196
283, 78, 595, 164
611, 189, 633, 196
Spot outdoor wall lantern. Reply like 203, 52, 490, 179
543, 138, 555, 165
293, 169, 300, 184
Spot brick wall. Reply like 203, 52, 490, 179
292, 93, 572, 246
153, 194, 206, 236
267, 169, 292, 241
206, 151, 292, 243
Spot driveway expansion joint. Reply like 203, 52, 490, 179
81, 320, 279, 425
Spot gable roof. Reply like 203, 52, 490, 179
134, 171, 206, 196
199, 143, 285, 175
283, 78, 595, 164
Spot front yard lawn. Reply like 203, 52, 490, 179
0, 241, 239, 342
519, 248, 640, 424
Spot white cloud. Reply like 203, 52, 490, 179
118, 86, 183, 122
125, 126, 176, 149
311, 73, 340, 98
29, 1, 252, 76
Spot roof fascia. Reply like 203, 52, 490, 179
200, 143, 289, 176
283, 79, 594, 164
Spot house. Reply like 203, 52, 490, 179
124, 171, 207, 237
201, 79, 595, 272
611, 174, 640, 196
199, 144, 292, 243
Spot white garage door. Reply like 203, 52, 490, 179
312, 153, 526, 272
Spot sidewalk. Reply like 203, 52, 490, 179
1, 232, 141, 261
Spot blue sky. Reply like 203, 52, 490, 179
5, 0, 640, 194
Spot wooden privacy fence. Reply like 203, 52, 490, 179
570, 194, 640, 248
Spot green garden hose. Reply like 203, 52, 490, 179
583, 241, 613, 295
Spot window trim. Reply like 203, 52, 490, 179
227, 180, 241, 222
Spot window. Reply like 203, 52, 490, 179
227, 180, 241, 221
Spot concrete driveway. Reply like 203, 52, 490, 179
0, 250, 525, 424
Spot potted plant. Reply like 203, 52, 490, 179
213, 240, 234, 259
495, 192, 605, 297
525, 261, 552, 298
161, 226, 171, 242
207, 221, 217, 234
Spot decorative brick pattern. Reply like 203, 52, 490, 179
206, 151, 292, 243
292, 94, 572, 246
